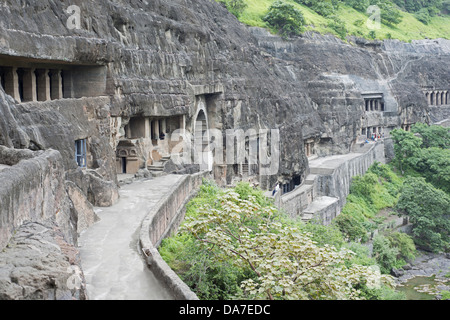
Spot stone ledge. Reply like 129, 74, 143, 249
139, 171, 210, 300
0, 146, 70, 250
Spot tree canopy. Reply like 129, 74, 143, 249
181, 188, 394, 300
396, 177, 450, 252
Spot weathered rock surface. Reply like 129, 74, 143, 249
0, 0, 448, 190
65, 181, 99, 236
84, 170, 119, 207
0, 0, 449, 300
0, 220, 88, 300
0, 147, 73, 250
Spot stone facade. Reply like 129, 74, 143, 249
0, 0, 449, 300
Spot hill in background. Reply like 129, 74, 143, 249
220, 0, 450, 41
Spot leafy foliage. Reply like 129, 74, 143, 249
372, 231, 416, 274
294, 0, 340, 17
181, 189, 394, 299
334, 162, 404, 242
387, 231, 417, 261
373, 235, 400, 274
415, 7, 432, 24
391, 128, 423, 174
373, 0, 404, 26
343, 0, 370, 12
327, 15, 348, 39
263, 1, 306, 38
220, 0, 248, 18
334, 212, 370, 242
411, 122, 450, 149
391, 123, 450, 194
396, 177, 450, 252
392, 0, 448, 14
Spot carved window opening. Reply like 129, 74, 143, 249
363, 93, 384, 112
424, 90, 448, 106
0, 54, 107, 103
75, 139, 87, 168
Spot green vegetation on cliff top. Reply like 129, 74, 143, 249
221, 0, 450, 41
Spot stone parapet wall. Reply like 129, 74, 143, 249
315, 142, 386, 210
280, 142, 386, 222
0, 146, 71, 250
139, 171, 210, 300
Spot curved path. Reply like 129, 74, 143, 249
78, 175, 184, 300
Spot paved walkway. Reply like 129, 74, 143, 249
79, 175, 184, 300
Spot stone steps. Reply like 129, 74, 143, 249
147, 156, 171, 176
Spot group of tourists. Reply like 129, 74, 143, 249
371, 132, 384, 141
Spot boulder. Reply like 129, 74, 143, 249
65, 181, 99, 235
0, 221, 88, 300
391, 268, 405, 277
85, 170, 119, 207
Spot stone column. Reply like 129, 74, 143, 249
179, 114, 186, 132
161, 118, 167, 134
305, 142, 310, 157
4, 67, 21, 102
144, 117, 151, 138
36, 69, 51, 101
153, 119, 159, 140
22, 68, 37, 102
426, 92, 431, 105
126, 124, 132, 139
50, 69, 63, 100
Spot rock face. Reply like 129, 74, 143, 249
0, 221, 88, 300
65, 181, 99, 236
0, 0, 448, 191
0, 146, 72, 250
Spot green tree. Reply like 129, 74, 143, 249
396, 177, 450, 252
371, 0, 404, 26
390, 128, 422, 173
295, 0, 340, 16
415, 147, 450, 193
387, 231, 417, 261
220, 0, 248, 18
415, 8, 432, 24
344, 0, 370, 12
327, 15, 348, 39
182, 190, 394, 300
373, 235, 399, 274
411, 123, 450, 149
333, 212, 370, 242
392, 124, 450, 193
443, 0, 450, 13
263, 1, 306, 38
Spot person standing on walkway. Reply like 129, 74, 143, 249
272, 183, 280, 196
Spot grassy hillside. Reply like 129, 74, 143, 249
235, 0, 450, 41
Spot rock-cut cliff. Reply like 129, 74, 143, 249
0, 0, 449, 299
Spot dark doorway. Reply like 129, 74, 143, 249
122, 157, 127, 174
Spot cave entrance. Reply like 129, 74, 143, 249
194, 108, 211, 170
121, 157, 127, 174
